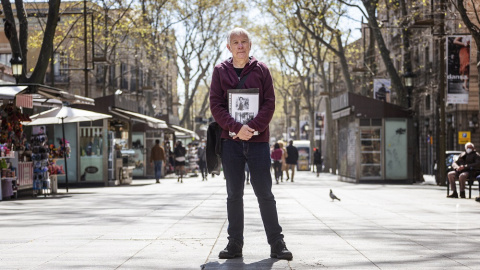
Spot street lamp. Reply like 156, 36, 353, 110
10, 54, 23, 84
303, 123, 310, 140
403, 71, 415, 108
316, 114, 324, 172
290, 127, 295, 140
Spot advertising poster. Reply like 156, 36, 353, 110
314, 112, 325, 141
373, 78, 391, 102
446, 35, 471, 104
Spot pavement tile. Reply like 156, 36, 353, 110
1, 172, 480, 269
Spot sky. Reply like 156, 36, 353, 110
175, 2, 365, 111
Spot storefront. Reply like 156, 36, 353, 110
332, 92, 414, 183
0, 84, 95, 196
75, 95, 170, 181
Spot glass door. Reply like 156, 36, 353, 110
360, 128, 382, 179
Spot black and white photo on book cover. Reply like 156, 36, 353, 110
227, 88, 260, 136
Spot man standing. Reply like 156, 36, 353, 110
210, 27, 292, 260
285, 140, 299, 182
150, 139, 166, 184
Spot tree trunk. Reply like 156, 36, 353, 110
28, 0, 61, 83
363, 0, 406, 106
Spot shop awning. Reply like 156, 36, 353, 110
170, 125, 199, 139
0, 84, 94, 106
111, 107, 168, 129
0, 85, 27, 99
170, 125, 196, 135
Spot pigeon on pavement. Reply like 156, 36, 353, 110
330, 189, 341, 201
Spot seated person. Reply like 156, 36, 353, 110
447, 142, 480, 198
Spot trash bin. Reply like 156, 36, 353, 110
49, 174, 59, 194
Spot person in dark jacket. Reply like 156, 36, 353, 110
447, 142, 480, 198
197, 141, 207, 181
210, 27, 292, 261
174, 141, 186, 183
313, 148, 322, 177
285, 140, 299, 182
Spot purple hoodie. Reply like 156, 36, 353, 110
210, 56, 275, 142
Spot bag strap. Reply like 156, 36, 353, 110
236, 70, 251, 89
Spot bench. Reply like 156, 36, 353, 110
446, 169, 480, 199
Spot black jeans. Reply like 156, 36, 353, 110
273, 160, 282, 180
221, 140, 284, 245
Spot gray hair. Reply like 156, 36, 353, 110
227, 28, 252, 45
465, 142, 474, 149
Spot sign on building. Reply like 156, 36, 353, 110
373, 78, 391, 103
458, 131, 471, 145
446, 35, 471, 104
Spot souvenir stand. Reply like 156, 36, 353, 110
0, 103, 30, 200
29, 127, 68, 196
30, 128, 51, 197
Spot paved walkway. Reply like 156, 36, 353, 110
1, 171, 479, 269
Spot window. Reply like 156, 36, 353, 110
130, 66, 136, 92
53, 52, 68, 76
0, 53, 12, 66
51, 52, 69, 83
96, 64, 105, 84
109, 64, 117, 87
424, 46, 430, 72
425, 94, 431, 110
121, 62, 128, 89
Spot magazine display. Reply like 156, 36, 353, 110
227, 88, 260, 137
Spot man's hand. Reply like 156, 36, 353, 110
457, 165, 465, 171
233, 125, 256, 140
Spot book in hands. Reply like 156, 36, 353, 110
227, 88, 260, 137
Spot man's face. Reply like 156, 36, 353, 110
227, 33, 251, 62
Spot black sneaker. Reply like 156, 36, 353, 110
447, 191, 458, 198
218, 239, 243, 259
270, 239, 293, 260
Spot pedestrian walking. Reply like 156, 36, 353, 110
271, 143, 283, 184
150, 139, 166, 183
164, 142, 174, 174
313, 148, 322, 177
278, 141, 288, 182
174, 141, 186, 183
197, 141, 208, 181
150, 139, 165, 183
210, 27, 292, 260
285, 140, 299, 182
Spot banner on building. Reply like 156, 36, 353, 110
446, 35, 471, 104
373, 78, 391, 102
